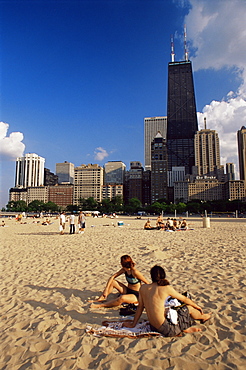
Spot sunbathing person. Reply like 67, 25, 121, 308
156, 214, 165, 229
90, 255, 149, 308
124, 265, 211, 336
144, 219, 156, 230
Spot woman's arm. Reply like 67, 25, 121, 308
133, 268, 150, 284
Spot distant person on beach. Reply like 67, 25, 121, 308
156, 214, 165, 229
69, 213, 76, 234
59, 211, 66, 235
180, 219, 188, 230
90, 255, 149, 308
144, 219, 156, 230
78, 211, 86, 234
124, 265, 211, 336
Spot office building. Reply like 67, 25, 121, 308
104, 161, 126, 184
237, 126, 246, 181
44, 168, 58, 186
27, 186, 48, 205
15, 153, 45, 188
167, 58, 198, 174
9, 187, 27, 203
48, 184, 74, 208
56, 161, 74, 184
124, 162, 151, 205
150, 132, 168, 203
144, 116, 167, 171
73, 164, 104, 205
194, 128, 224, 179
226, 163, 235, 181
102, 184, 124, 200
225, 180, 245, 201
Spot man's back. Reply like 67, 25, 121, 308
140, 283, 170, 329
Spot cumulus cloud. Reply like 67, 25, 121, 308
182, 0, 246, 174
0, 122, 25, 160
94, 147, 109, 161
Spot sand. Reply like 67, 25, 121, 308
0, 215, 245, 370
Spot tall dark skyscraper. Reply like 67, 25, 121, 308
167, 43, 198, 174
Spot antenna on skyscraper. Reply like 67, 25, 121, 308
204, 117, 207, 129
184, 24, 188, 61
171, 35, 175, 62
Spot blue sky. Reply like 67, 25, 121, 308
1, 0, 246, 207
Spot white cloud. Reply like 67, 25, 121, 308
94, 147, 109, 161
183, 0, 246, 175
0, 122, 25, 160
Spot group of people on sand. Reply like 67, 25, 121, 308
59, 211, 86, 235
144, 215, 188, 231
90, 255, 211, 337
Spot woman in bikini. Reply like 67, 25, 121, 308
90, 255, 149, 308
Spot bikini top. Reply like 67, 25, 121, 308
125, 272, 141, 285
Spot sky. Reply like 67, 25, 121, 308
1, 0, 246, 208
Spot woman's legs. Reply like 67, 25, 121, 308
90, 280, 127, 302
91, 293, 138, 308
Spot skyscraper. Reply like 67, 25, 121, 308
151, 132, 168, 202
194, 128, 224, 179
15, 153, 45, 188
167, 58, 198, 174
144, 116, 167, 171
226, 163, 235, 181
237, 126, 246, 181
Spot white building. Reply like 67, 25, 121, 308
104, 161, 126, 184
15, 153, 45, 188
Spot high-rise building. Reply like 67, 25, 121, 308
73, 164, 104, 205
56, 161, 74, 184
104, 161, 126, 184
15, 153, 45, 188
167, 59, 198, 174
44, 168, 58, 186
194, 128, 224, 179
48, 184, 74, 208
150, 132, 168, 203
226, 163, 235, 181
237, 126, 246, 181
144, 116, 167, 171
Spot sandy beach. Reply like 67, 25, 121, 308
0, 215, 245, 370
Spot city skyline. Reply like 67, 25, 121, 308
1, 0, 246, 208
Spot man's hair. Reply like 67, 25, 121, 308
150, 265, 170, 286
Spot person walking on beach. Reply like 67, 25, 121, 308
90, 255, 149, 309
124, 265, 211, 336
59, 211, 66, 235
78, 211, 86, 234
69, 213, 76, 234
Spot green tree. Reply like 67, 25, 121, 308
28, 200, 45, 212
6, 200, 27, 212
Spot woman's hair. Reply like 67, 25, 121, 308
121, 255, 135, 269
150, 265, 170, 286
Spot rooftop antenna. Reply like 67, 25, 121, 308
204, 117, 207, 129
184, 24, 188, 61
171, 34, 175, 62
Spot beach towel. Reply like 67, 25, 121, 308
86, 320, 162, 338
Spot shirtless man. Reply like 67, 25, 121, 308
124, 265, 211, 336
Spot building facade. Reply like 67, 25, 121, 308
15, 153, 45, 188
27, 186, 48, 204
144, 116, 167, 171
226, 163, 235, 181
167, 60, 198, 175
237, 126, 246, 181
194, 129, 224, 179
104, 161, 126, 184
48, 184, 74, 208
56, 161, 75, 184
73, 164, 104, 205
150, 132, 168, 203
102, 184, 124, 200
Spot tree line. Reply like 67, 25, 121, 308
2, 196, 246, 215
